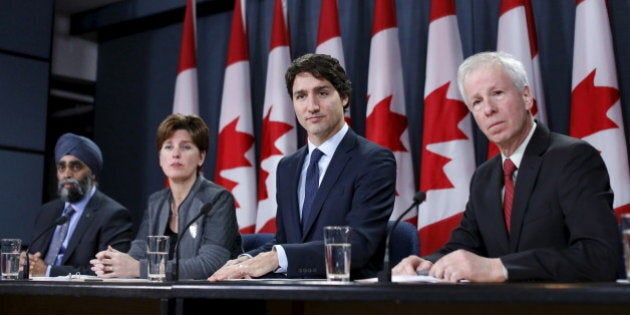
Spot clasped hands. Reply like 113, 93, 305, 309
208, 250, 279, 282
89, 246, 140, 278
392, 249, 507, 283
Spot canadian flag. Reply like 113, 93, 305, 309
418, 0, 475, 256
215, 0, 257, 234
490, 0, 546, 158
315, 0, 350, 124
172, 0, 198, 115
570, 0, 630, 219
365, 0, 416, 222
255, 0, 297, 233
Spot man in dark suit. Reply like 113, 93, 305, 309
393, 51, 621, 282
27, 133, 134, 277
209, 53, 396, 281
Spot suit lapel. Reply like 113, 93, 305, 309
302, 130, 357, 238
155, 193, 171, 235
486, 157, 510, 252
283, 147, 308, 240
509, 124, 549, 251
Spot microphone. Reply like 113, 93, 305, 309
22, 214, 71, 279
377, 191, 426, 283
171, 203, 213, 281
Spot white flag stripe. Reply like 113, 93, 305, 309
316, 0, 349, 122
255, 0, 297, 232
173, 68, 199, 115
215, 0, 257, 232
530, 55, 546, 122
419, 0, 474, 256
572, 0, 630, 211
423, 18, 463, 95
497, 3, 547, 123
219, 62, 253, 131
420, 128, 474, 227
367, 29, 406, 116
572, 1, 618, 87
218, 58, 257, 231
366, 1, 416, 222
261, 49, 295, 129
172, 0, 198, 116
256, 155, 285, 231
316, 37, 346, 68
584, 128, 630, 206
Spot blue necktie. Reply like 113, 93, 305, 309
302, 149, 324, 232
44, 206, 76, 266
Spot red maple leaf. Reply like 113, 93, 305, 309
419, 212, 463, 255
570, 69, 620, 139
257, 217, 277, 234
420, 82, 469, 191
214, 117, 255, 208
530, 98, 539, 117
239, 225, 256, 234
257, 106, 294, 201
365, 95, 408, 152
487, 142, 499, 159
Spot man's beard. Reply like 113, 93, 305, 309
58, 176, 92, 203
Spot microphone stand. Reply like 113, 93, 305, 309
22, 215, 70, 280
171, 203, 213, 281
377, 191, 426, 283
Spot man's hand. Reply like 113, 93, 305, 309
392, 255, 433, 276
429, 249, 507, 283
28, 252, 47, 277
208, 251, 279, 282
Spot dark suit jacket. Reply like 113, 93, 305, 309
29, 190, 134, 277
249, 129, 396, 279
426, 123, 621, 282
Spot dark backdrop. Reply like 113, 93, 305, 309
68, 0, 630, 231
0, 0, 52, 240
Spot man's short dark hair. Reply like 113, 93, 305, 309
285, 53, 352, 108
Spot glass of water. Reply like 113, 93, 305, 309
324, 226, 351, 282
1, 238, 22, 280
147, 235, 169, 281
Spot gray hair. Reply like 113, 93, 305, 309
457, 51, 529, 102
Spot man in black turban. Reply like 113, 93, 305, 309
26, 133, 134, 277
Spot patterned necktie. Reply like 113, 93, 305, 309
302, 149, 324, 232
44, 206, 76, 265
503, 159, 517, 234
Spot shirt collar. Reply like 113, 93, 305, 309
307, 123, 348, 157
502, 120, 537, 169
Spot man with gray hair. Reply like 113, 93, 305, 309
27, 133, 134, 277
393, 51, 620, 282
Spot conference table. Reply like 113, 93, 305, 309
1, 277, 629, 315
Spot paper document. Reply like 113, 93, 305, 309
30, 275, 149, 282
356, 274, 445, 283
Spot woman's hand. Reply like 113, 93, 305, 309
90, 246, 140, 278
